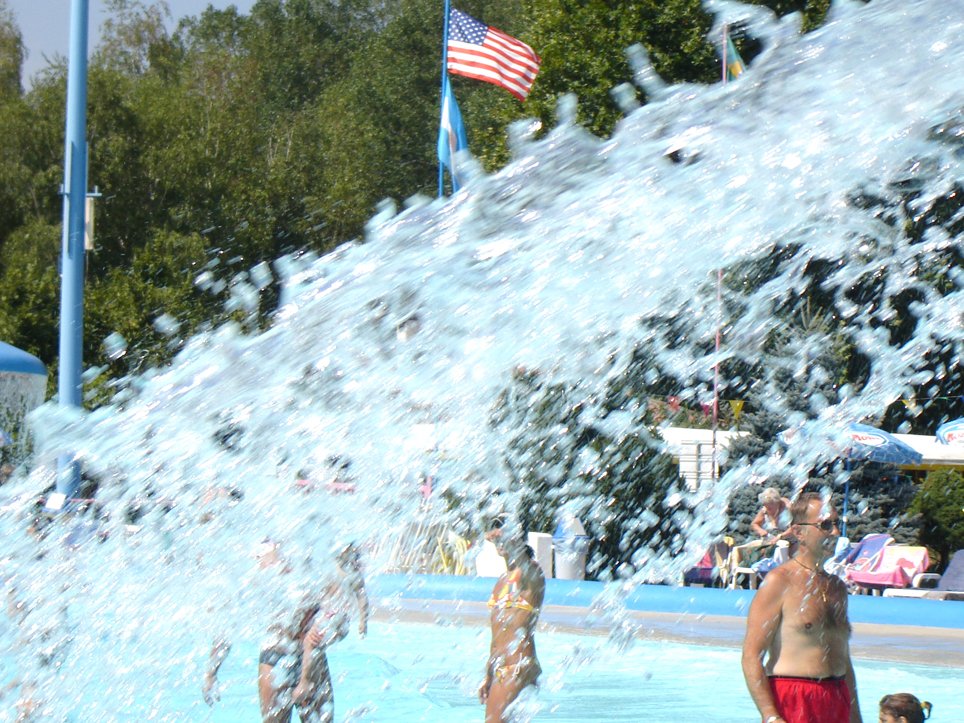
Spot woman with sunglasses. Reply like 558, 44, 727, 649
742, 491, 862, 723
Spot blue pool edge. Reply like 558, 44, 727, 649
369, 574, 964, 630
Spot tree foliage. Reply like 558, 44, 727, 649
492, 366, 696, 581
0, 0, 23, 100
0, 0, 958, 562
911, 468, 964, 572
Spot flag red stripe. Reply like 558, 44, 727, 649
447, 41, 539, 81
485, 27, 541, 65
445, 9, 541, 101
448, 64, 529, 101
447, 50, 538, 86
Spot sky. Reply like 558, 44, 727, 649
10, 0, 256, 88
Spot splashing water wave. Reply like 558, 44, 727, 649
1, 0, 962, 717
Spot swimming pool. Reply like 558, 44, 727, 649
3, 574, 960, 721
197, 619, 964, 722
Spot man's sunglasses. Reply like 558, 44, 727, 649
797, 519, 837, 532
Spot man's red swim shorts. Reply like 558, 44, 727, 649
769, 675, 851, 723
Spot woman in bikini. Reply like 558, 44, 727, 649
479, 521, 546, 723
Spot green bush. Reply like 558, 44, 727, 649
911, 467, 964, 572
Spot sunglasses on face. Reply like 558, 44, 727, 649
798, 519, 837, 532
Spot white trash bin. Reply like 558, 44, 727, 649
552, 516, 590, 580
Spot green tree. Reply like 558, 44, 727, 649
94, 0, 173, 77
911, 468, 964, 572
461, 0, 720, 170
312, 0, 443, 244
0, 219, 62, 391
492, 367, 694, 581
0, 0, 23, 99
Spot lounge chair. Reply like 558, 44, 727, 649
823, 536, 851, 577
884, 549, 964, 600
847, 545, 930, 595
839, 533, 893, 583
725, 538, 773, 590
683, 537, 732, 587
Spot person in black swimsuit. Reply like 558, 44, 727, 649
203, 543, 368, 723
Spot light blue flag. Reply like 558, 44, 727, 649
725, 34, 746, 81
437, 75, 469, 192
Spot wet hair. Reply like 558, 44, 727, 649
758, 487, 782, 505
879, 693, 931, 723
790, 491, 826, 524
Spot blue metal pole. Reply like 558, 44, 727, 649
841, 459, 850, 538
438, 0, 452, 197
56, 0, 90, 498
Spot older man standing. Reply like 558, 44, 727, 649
742, 491, 862, 723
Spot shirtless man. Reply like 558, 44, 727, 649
479, 522, 545, 723
742, 491, 862, 723
203, 543, 368, 723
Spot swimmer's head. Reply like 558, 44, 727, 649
255, 539, 282, 568
879, 693, 931, 723
487, 516, 529, 562
336, 542, 362, 572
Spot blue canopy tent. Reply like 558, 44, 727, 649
840, 422, 923, 536
0, 342, 47, 376
0, 342, 48, 456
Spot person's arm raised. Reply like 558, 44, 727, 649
202, 637, 231, 706
741, 570, 786, 723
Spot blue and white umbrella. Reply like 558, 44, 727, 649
778, 422, 924, 535
844, 422, 924, 465
840, 422, 922, 536
936, 418, 964, 446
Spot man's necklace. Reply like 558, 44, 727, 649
792, 557, 829, 603
791, 557, 820, 573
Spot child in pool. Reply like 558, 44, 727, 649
878, 693, 932, 723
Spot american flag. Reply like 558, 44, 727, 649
446, 8, 541, 101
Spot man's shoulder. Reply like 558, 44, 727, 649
767, 562, 793, 580
756, 564, 792, 596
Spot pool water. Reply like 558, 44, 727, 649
194, 621, 964, 722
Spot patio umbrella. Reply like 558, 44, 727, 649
935, 418, 964, 445
844, 423, 924, 464
840, 422, 923, 536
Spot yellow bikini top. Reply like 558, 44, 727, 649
488, 568, 535, 612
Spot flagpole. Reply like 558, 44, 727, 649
712, 25, 731, 484
722, 24, 729, 83
438, 0, 453, 197
57, 0, 91, 501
